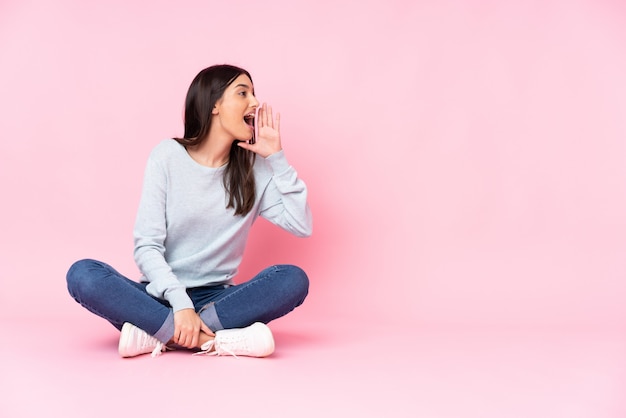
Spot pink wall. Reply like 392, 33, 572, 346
1, 0, 625, 330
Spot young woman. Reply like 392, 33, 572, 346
66, 64, 312, 358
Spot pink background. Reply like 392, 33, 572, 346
1, 0, 626, 417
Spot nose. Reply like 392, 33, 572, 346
250, 93, 259, 109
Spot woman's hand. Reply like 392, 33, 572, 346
173, 308, 214, 348
238, 103, 282, 158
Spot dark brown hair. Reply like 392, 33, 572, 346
174, 64, 256, 216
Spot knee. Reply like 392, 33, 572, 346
67, 258, 98, 283
66, 259, 102, 297
279, 264, 309, 302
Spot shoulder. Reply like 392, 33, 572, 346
149, 139, 184, 158
147, 139, 186, 165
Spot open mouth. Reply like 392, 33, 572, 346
244, 114, 255, 128
244, 114, 256, 144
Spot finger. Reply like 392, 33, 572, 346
262, 103, 268, 127
258, 105, 264, 128
251, 121, 257, 144
183, 334, 193, 348
237, 141, 251, 151
275, 112, 280, 132
266, 105, 274, 129
201, 322, 215, 337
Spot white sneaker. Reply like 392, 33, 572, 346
196, 322, 275, 358
119, 322, 166, 358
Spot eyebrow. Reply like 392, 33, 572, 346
234, 83, 251, 89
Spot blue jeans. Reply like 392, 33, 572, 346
66, 259, 309, 344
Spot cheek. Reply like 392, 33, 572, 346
222, 103, 243, 122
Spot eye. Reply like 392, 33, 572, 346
239, 91, 247, 97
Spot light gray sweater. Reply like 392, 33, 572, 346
133, 139, 312, 313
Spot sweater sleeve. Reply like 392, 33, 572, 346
259, 150, 313, 237
133, 153, 194, 313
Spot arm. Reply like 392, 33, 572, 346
259, 151, 312, 237
133, 153, 194, 313
133, 151, 212, 347
237, 103, 313, 236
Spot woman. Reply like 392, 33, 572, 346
66, 64, 312, 358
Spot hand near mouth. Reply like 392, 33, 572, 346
237, 103, 282, 158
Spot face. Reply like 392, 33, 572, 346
212, 74, 259, 141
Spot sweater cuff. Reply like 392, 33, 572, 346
265, 150, 290, 175
166, 288, 194, 313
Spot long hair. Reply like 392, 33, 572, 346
174, 64, 256, 216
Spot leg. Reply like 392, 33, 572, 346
66, 259, 175, 343
197, 264, 309, 331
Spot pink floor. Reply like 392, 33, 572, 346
2, 314, 624, 417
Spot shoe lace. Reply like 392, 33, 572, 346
151, 341, 166, 358
192, 340, 218, 357
192, 338, 240, 358
215, 340, 238, 358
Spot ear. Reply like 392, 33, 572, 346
212, 97, 223, 115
